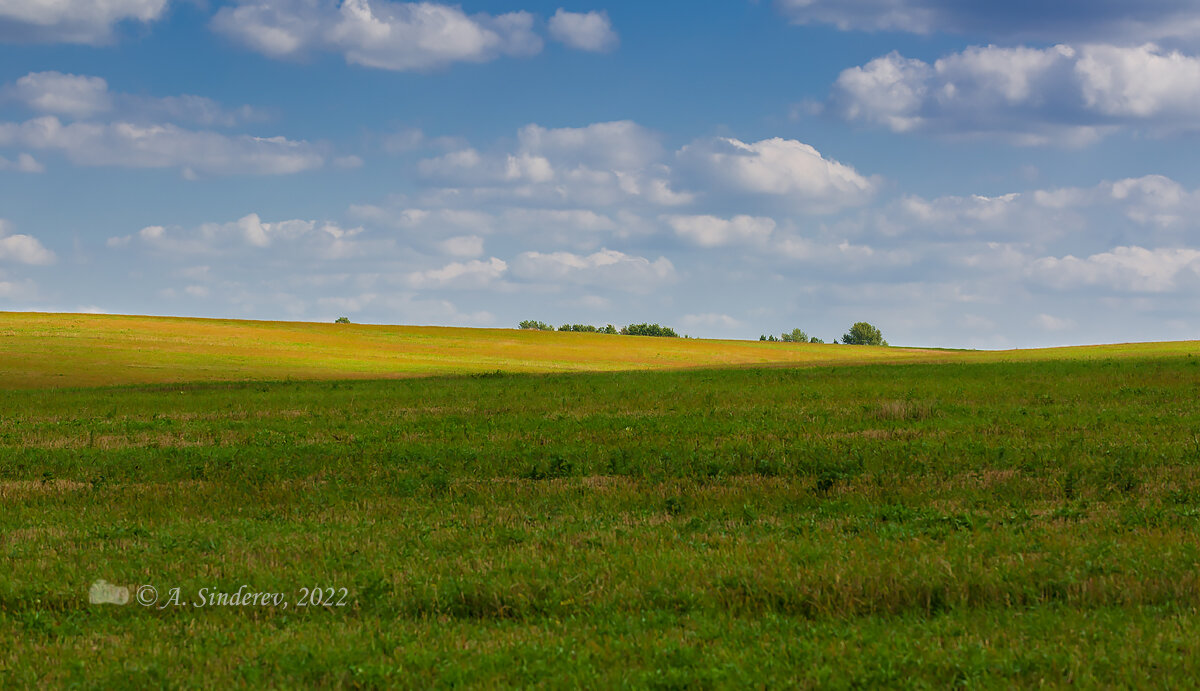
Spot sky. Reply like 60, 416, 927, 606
2, 1, 1200, 347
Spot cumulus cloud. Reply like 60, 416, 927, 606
413, 122, 876, 217
213, 0, 543, 71
8, 72, 112, 117
6, 71, 267, 127
775, 0, 1200, 44
1024, 174, 1200, 238
0, 116, 323, 175
663, 214, 776, 247
407, 257, 507, 289
416, 120, 692, 208
518, 121, 660, 171
878, 191, 1086, 242
1030, 246, 1200, 293
678, 136, 874, 211
107, 214, 362, 256
510, 249, 674, 291
0, 220, 55, 265
0, 0, 168, 44
548, 9, 618, 52
0, 152, 44, 173
829, 43, 1200, 143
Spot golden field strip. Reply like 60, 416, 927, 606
1, 311, 1195, 389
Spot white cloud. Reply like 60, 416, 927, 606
774, 235, 910, 267
829, 51, 931, 132
1025, 175, 1200, 232
0, 152, 44, 173
0, 116, 323, 175
678, 136, 874, 211
0, 0, 168, 44
351, 205, 496, 234
6, 72, 268, 127
504, 152, 555, 183
9, 72, 112, 117
548, 9, 618, 52
417, 147, 486, 180
233, 214, 316, 248
1076, 43, 1200, 119
416, 120, 691, 208
880, 191, 1083, 242
830, 43, 1200, 143
517, 120, 661, 171
0, 219, 55, 265
775, 0, 1200, 44
213, 0, 543, 71
136, 95, 267, 128
663, 214, 775, 247
107, 214, 362, 256
407, 257, 507, 289
510, 248, 674, 291
439, 234, 484, 257
1030, 246, 1200, 293
638, 177, 695, 206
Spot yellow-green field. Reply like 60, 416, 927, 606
2, 311, 1196, 389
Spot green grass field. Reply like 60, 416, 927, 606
4, 313, 1200, 687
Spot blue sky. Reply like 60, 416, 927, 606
3, 0, 1200, 347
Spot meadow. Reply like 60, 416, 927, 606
3, 313, 1200, 687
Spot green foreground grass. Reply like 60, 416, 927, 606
4, 351, 1200, 687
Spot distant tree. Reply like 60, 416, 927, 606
809, 336, 825, 344
335, 316, 351, 324
780, 328, 810, 343
518, 320, 554, 331
841, 322, 888, 346
622, 323, 679, 338
603, 324, 619, 335
759, 335, 767, 341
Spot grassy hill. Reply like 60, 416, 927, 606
2, 311, 1197, 389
